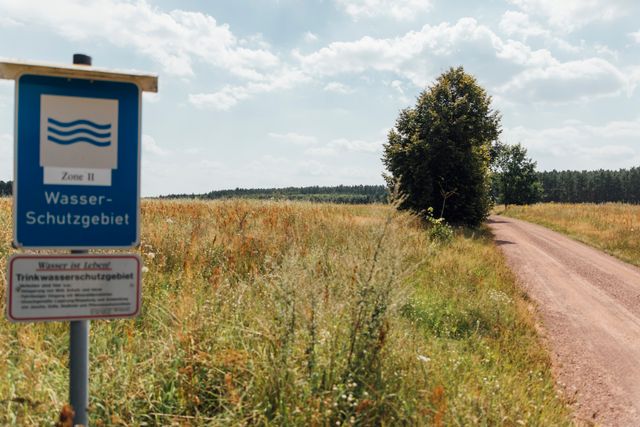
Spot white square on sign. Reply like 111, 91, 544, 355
40, 95, 119, 170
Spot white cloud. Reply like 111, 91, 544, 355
142, 92, 160, 104
142, 134, 170, 156
390, 80, 403, 90
189, 87, 248, 111
499, 58, 629, 103
388, 80, 411, 103
495, 39, 555, 68
629, 67, 640, 93
0, 0, 279, 79
331, 138, 382, 153
338, 166, 380, 180
304, 31, 319, 43
504, 118, 640, 170
499, 11, 548, 39
198, 159, 225, 170
247, 157, 358, 181
584, 119, 640, 139
499, 11, 581, 53
189, 67, 309, 110
507, 0, 630, 32
593, 44, 619, 60
294, 18, 557, 87
243, 155, 331, 180
292, 17, 635, 109
335, 0, 432, 21
578, 145, 636, 159
506, 121, 640, 147
0, 16, 21, 27
297, 160, 330, 177
305, 146, 336, 156
268, 132, 318, 145
239, 33, 271, 50
323, 82, 354, 94
0, 96, 9, 111
630, 31, 640, 43
306, 138, 382, 156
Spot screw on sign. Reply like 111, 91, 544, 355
0, 55, 157, 426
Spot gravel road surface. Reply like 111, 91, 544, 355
489, 215, 640, 426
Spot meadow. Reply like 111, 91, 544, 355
500, 203, 640, 267
0, 198, 570, 425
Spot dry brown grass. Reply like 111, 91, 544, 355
0, 198, 570, 425
501, 203, 640, 266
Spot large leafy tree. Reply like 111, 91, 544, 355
492, 142, 543, 207
382, 67, 501, 226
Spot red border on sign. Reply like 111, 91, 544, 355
7, 254, 141, 322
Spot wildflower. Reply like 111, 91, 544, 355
417, 354, 431, 363
142, 266, 149, 273
165, 218, 174, 224
147, 252, 156, 260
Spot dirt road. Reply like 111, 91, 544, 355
489, 215, 640, 426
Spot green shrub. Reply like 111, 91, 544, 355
426, 207, 454, 243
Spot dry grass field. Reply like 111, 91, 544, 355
500, 203, 640, 267
0, 198, 570, 425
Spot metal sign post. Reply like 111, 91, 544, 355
70, 53, 93, 427
71, 53, 92, 427
1, 55, 157, 426
70, 314, 90, 425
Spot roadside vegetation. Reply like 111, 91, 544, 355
0, 198, 570, 425
501, 203, 640, 267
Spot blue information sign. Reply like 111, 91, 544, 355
14, 74, 140, 249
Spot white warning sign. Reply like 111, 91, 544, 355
7, 254, 141, 322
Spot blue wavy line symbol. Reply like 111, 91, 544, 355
46, 117, 112, 147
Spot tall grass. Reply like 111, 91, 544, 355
500, 203, 640, 266
0, 198, 570, 425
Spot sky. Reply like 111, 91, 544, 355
0, 0, 639, 196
